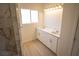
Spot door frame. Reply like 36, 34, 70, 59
10, 3, 22, 56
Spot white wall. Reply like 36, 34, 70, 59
57, 4, 79, 56
17, 3, 44, 44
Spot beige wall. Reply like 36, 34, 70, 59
17, 3, 44, 44
57, 4, 79, 56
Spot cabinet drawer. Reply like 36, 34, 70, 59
50, 38, 57, 53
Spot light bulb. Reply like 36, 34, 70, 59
56, 6, 58, 9
59, 5, 62, 8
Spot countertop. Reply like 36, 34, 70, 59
37, 28, 60, 38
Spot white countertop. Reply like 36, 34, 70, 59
37, 28, 60, 38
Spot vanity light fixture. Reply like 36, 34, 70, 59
44, 4, 63, 15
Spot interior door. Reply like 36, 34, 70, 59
72, 17, 79, 56
0, 4, 18, 55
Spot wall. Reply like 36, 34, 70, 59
57, 4, 79, 56
17, 3, 44, 44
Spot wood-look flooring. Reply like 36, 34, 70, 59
22, 39, 56, 56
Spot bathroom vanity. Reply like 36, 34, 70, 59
37, 28, 60, 54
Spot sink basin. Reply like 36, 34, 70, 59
44, 28, 59, 34
38, 27, 60, 37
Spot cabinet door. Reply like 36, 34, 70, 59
37, 29, 45, 43
37, 29, 51, 48
50, 35, 58, 53
39, 30, 45, 43
42, 31, 51, 48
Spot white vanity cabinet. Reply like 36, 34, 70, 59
49, 34, 58, 53
37, 29, 59, 54
37, 29, 51, 48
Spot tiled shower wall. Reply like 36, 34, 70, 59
0, 4, 21, 56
